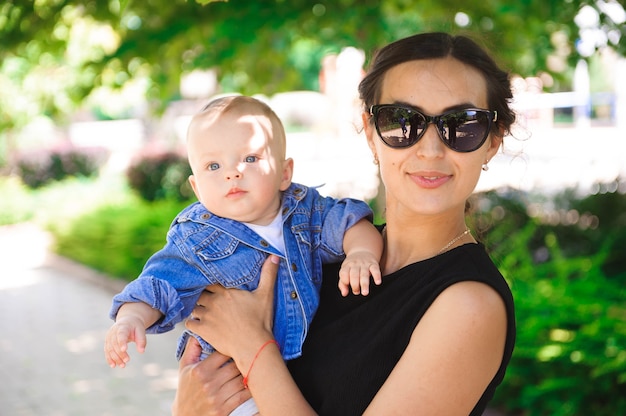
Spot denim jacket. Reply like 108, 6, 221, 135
110, 183, 373, 360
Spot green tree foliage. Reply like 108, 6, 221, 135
1, 0, 624, 127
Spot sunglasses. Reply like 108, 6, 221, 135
370, 104, 498, 153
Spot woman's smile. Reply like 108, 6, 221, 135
409, 170, 451, 189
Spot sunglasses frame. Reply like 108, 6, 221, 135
369, 104, 498, 153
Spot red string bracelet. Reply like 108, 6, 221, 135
243, 339, 279, 389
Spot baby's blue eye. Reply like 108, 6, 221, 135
245, 155, 258, 163
209, 162, 220, 171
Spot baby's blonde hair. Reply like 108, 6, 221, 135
190, 95, 287, 159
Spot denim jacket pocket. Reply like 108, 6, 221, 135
194, 230, 265, 290
289, 223, 324, 285
290, 223, 322, 250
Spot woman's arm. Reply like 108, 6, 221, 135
183, 257, 507, 415
364, 281, 508, 415
186, 255, 317, 415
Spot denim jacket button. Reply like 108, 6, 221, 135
201, 213, 211, 220
291, 262, 298, 272
290, 291, 298, 299
260, 240, 269, 247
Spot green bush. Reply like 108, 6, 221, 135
14, 145, 110, 188
471, 184, 626, 416
51, 197, 192, 280
125, 149, 194, 202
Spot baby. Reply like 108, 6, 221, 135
105, 95, 382, 415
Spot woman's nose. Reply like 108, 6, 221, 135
415, 124, 445, 158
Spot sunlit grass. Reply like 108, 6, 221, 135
0, 176, 36, 225
0, 173, 136, 229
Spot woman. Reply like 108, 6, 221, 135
174, 32, 516, 415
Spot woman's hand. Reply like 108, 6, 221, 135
172, 337, 251, 416
186, 254, 280, 368
183, 255, 317, 415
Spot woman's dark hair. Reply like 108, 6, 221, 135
358, 32, 516, 136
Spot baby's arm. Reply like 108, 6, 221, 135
104, 302, 163, 368
338, 219, 383, 296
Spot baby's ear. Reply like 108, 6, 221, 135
188, 175, 201, 200
279, 158, 294, 191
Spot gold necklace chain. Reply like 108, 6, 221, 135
437, 228, 471, 255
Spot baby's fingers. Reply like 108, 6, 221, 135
354, 267, 372, 296
132, 328, 147, 354
105, 347, 128, 368
338, 279, 351, 297
338, 267, 351, 297
104, 338, 129, 368
104, 327, 132, 368
370, 263, 382, 286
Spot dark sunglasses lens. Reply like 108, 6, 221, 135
375, 107, 424, 148
440, 110, 491, 152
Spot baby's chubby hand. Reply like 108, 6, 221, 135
338, 251, 382, 297
104, 315, 147, 368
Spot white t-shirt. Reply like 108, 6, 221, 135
243, 211, 285, 255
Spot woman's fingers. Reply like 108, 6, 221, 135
257, 254, 280, 297
185, 254, 280, 356
179, 336, 203, 368
194, 254, 279, 309
195, 284, 224, 308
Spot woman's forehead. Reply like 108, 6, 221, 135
380, 58, 489, 112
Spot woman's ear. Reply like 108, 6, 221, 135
362, 112, 377, 156
486, 131, 503, 160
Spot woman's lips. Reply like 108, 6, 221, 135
409, 172, 451, 189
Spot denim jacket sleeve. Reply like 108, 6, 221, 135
108, 238, 210, 333
312, 191, 374, 262
109, 204, 216, 334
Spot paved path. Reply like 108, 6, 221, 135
0, 223, 184, 416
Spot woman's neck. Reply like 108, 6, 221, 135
380, 216, 475, 275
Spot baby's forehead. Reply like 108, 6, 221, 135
195, 106, 272, 129
189, 110, 282, 148
188, 101, 285, 153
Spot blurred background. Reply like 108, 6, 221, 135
1, 1, 625, 415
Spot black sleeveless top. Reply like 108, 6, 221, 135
287, 242, 516, 415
